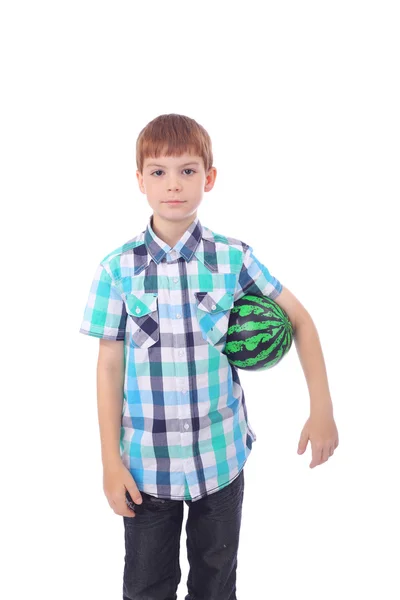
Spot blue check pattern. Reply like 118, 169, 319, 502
79, 215, 283, 501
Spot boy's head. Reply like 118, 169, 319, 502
136, 114, 217, 227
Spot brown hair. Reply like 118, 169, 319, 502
136, 113, 213, 174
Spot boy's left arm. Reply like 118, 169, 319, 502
274, 286, 339, 469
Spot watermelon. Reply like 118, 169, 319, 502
224, 294, 294, 371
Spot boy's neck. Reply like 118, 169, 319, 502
151, 212, 197, 249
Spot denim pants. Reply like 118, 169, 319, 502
122, 467, 245, 600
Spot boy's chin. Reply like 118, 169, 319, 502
155, 205, 199, 218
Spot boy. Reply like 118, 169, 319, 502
79, 113, 339, 600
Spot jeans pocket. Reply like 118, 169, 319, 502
125, 489, 177, 514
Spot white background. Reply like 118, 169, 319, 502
1, 1, 399, 598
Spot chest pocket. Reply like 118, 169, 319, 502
194, 290, 235, 347
124, 292, 160, 348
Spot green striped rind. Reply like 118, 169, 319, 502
225, 294, 294, 370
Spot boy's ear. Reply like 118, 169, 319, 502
136, 170, 145, 193
205, 166, 217, 191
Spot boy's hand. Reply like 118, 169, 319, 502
297, 410, 339, 468
103, 459, 143, 517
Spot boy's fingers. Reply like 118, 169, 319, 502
125, 485, 143, 504
126, 485, 143, 505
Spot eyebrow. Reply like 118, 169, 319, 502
145, 161, 201, 169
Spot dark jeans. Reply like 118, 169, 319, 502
123, 468, 245, 600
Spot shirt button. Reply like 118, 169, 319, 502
135, 307, 141, 314
176, 313, 181, 319
211, 305, 216, 310
181, 389, 187, 394
184, 423, 189, 430
179, 350, 184, 356
173, 277, 179, 283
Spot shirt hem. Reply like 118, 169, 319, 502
135, 456, 251, 503
79, 327, 124, 341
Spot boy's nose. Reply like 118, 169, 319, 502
168, 182, 181, 191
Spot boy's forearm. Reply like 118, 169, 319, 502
96, 362, 124, 468
293, 314, 333, 415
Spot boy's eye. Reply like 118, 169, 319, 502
151, 169, 195, 177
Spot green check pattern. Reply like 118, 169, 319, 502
79, 215, 282, 501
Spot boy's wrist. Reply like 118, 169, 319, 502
102, 453, 123, 470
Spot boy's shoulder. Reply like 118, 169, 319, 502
96, 229, 145, 281
99, 230, 145, 265
202, 223, 249, 252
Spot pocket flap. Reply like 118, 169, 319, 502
195, 290, 234, 313
125, 292, 158, 317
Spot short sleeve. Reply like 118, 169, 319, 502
234, 244, 283, 302
79, 263, 127, 340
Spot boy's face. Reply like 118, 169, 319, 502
137, 151, 217, 225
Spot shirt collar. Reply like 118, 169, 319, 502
144, 214, 203, 264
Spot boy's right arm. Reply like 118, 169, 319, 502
97, 339, 143, 517
97, 339, 125, 466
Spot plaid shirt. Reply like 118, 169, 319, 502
79, 215, 282, 501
